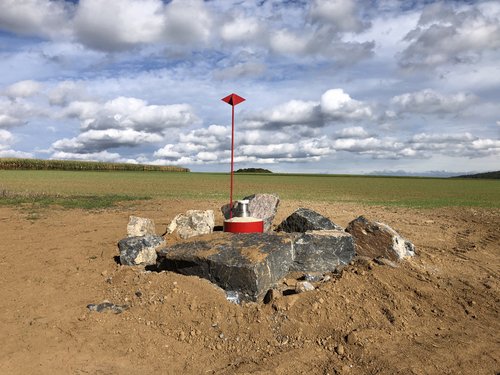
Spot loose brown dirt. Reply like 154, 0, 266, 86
0, 199, 498, 374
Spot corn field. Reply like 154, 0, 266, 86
0, 158, 189, 172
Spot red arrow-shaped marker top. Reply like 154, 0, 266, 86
221, 93, 246, 106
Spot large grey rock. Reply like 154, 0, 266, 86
292, 230, 355, 272
118, 234, 164, 266
157, 232, 293, 302
221, 193, 280, 232
127, 216, 156, 237
346, 216, 415, 261
277, 208, 343, 233
167, 210, 215, 239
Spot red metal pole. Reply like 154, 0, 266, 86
221, 93, 245, 221
230, 104, 235, 218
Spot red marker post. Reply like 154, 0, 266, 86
221, 93, 245, 219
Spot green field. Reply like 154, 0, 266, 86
1, 170, 499, 209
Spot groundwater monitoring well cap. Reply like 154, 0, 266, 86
223, 217, 264, 233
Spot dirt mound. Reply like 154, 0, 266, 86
0, 200, 498, 374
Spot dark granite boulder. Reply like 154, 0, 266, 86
157, 232, 293, 302
346, 216, 415, 261
277, 208, 343, 233
118, 234, 164, 266
291, 230, 355, 272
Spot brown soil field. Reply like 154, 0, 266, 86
0, 199, 498, 374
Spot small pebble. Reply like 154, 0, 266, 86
346, 332, 358, 345
295, 281, 315, 293
336, 344, 345, 355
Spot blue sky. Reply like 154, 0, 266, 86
0, 0, 499, 175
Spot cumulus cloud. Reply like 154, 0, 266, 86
162, 0, 213, 45
74, 0, 165, 51
48, 81, 90, 106
0, 96, 44, 128
243, 88, 374, 131
399, 2, 500, 69
309, 0, 370, 33
335, 126, 371, 138
50, 96, 199, 156
409, 132, 500, 157
213, 62, 266, 81
0, 129, 13, 146
321, 89, 373, 120
0, 129, 33, 158
4, 80, 42, 99
0, 114, 24, 129
0, 0, 73, 39
264, 100, 321, 126
51, 150, 127, 162
0, 149, 34, 158
1, 0, 213, 52
391, 89, 478, 114
153, 123, 332, 165
52, 129, 163, 153
268, 27, 374, 63
0, 0, 374, 65
220, 16, 263, 43
63, 97, 198, 133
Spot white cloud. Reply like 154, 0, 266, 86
0, 0, 73, 39
162, 0, 213, 45
400, 2, 500, 69
391, 89, 478, 114
52, 129, 163, 153
0, 129, 33, 158
213, 62, 266, 81
74, 0, 165, 51
0, 114, 24, 128
265, 100, 320, 126
0, 129, 13, 146
48, 81, 89, 106
51, 150, 125, 162
0, 96, 44, 128
0, 149, 34, 158
63, 97, 198, 133
243, 88, 374, 131
153, 144, 183, 159
268, 27, 374, 62
269, 30, 310, 56
309, 0, 370, 33
335, 126, 370, 138
411, 133, 475, 143
4, 80, 42, 98
49, 95, 199, 156
321, 89, 373, 120
409, 132, 500, 158
220, 16, 263, 43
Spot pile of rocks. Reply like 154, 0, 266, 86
117, 194, 415, 303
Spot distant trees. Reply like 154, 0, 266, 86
235, 168, 273, 174
453, 171, 500, 179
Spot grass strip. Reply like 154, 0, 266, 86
0, 190, 150, 209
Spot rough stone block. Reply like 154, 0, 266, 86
167, 210, 215, 239
346, 216, 415, 261
277, 208, 343, 233
292, 230, 355, 272
127, 216, 156, 237
157, 232, 293, 302
221, 193, 280, 232
118, 234, 164, 266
